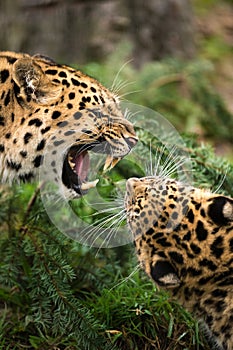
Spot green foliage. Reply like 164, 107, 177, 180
88, 275, 206, 350
0, 132, 232, 349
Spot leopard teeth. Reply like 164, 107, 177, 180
80, 179, 99, 190
103, 155, 120, 172
68, 156, 76, 170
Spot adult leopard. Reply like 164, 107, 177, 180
125, 175, 233, 350
0, 51, 137, 198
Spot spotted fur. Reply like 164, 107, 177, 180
0, 51, 137, 197
125, 176, 233, 350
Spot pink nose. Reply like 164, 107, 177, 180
125, 137, 138, 149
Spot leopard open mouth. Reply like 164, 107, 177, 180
62, 143, 120, 196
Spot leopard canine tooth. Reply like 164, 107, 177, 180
80, 179, 99, 191
68, 155, 75, 169
103, 156, 120, 172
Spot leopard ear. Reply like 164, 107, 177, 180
12, 58, 61, 105
208, 196, 233, 225
150, 260, 180, 288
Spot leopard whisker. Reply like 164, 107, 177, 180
111, 59, 133, 94
117, 89, 142, 100
95, 212, 126, 253
90, 205, 124, 216
146, 143, 166, 177
109, 263, 141, 291
160, 157, 188, 179
79, 208, 126, 247
213, 167, 229, 194
112, 80, 135, 96
123, 108, 139, 122
157, 146, 189, 179
88, 210, 126, 250
153, 144, 167, 177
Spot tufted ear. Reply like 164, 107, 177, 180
150, 260, 180, 288
208, 196, 233, 226
12, 58, 61, 105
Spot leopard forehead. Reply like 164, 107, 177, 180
0, 51, 137, 197
125, 176, 233, 241
125, 176, 194, 234
125, 176, 233, 274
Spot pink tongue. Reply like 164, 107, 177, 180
75, 151, 90, 182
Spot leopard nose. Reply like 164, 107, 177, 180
125, 137, 138, 149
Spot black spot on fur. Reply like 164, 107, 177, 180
6, 159, 22, 171
187, 209, 194, 223
28, 118, 43, 127
64, 130, 75, 136
4, 90, 10, 106
0, 69, 9, 83
5, 133, 11, 139
24, 132, 33, 144
196, 220, 208, 241
211, 236, 224, 258
41, 126, 51, 134
20, 151, 27, 158
211, 289, 227, 298
51, 111, 61, 120
168, 251, 184, 264
0, 116, 5, 126
69, 92, 75, 100
146, 227, 154, 235
157, 238, 172, 247
58, 71, 67, 78
190, 243, 201, 254
6, 56, 17, 64
57, 121, 68, 127
71, 78, 80, 86
53, 140, 65, 146
33, 155, 43, 168
73, 112, 82, 120
36, 139, 45, 151
199, 258, 217, 271
62, 79, 70, 87
45, 69, 58, 75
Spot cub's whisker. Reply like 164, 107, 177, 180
213, 168, 229, 194
109, 264, 141, 291
79, 208, 126, 248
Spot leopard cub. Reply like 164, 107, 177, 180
125, 176, 233, 350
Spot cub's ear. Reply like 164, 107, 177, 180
12, 58, 61, 105
150, 260, 180, 288
208, 196, 233, 225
